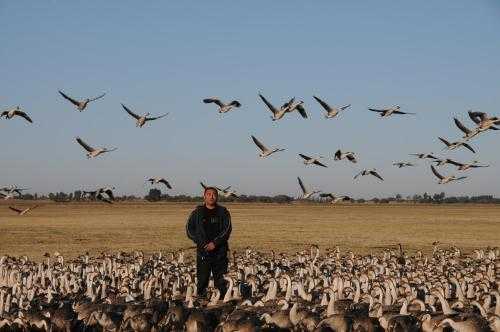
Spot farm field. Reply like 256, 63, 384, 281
0, 201, 499, 261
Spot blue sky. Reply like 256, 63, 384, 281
2, 1, 500, 198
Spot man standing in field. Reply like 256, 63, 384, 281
186, 186, 232, 298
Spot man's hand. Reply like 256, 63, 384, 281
204, 242, 215, 251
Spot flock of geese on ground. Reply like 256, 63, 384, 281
1, 91, 499, 208
0, 245, 498, 331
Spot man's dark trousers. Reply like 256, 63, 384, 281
197, 252, 228, 298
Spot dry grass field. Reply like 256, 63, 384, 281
0, 201, 499, 261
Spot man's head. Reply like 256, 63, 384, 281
203, 187, 218, 207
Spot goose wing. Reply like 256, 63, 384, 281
121, 104, 140, 120
313, 160, 328, 168
259, 94, 277, 115
9, 207, 22, 213
454, 118, 472, 134
313, 96, 331, 111
251, 135, 267, 152
159, 179, 172, 189
103, 189, 114, 200
431, 165, 444, 179
75, 137, 94, 152
295, 104, 308, 119
203, 98, 224, 107
446, 159, 463, 167
89, 93, 106, 102
229, 100, 241, 107
346, 153, 357, 163
438, 137, 451, 147
393, 110, 416, 115
340, 104, 351, 111
58, 90, 80, 106
468, 111, 486, 124
14, 110, 33, 123
334, 150, 342, 160
299, 154, 312, 161
145, 113, 168, 121
320, 193, 334, 199
461, 142, 476, 153
200, 182, 207, 190
370, 170, 384, 181
354, 171, 364, 179
103, 147, 117, 153
297, 177, 307, 194
368, 108, 387, 113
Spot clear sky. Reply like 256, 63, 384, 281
2, 1, 500, 199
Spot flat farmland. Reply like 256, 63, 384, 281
0, 201, 499, 261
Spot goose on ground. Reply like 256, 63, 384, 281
251, 135, 285, 158
334, 150, 357, 163
368, 105, 415, 117
430, 165, 467, 184
438, 137, 476, 153
320, 193, 351, 204
8, 205, 38, 216
313, 96, 351, 118
393, 162, 416, 168
410, 153, 438, 160
259, 94, 307, 121
58, 90, 105, 111
75, 137, 117, 158
454, 117, 480, 140
202, 97, 241, 113
121, 103, 169, 127
445, 160, 490, 171
297, 177, 320, 199
468, 111, 500, 132
299, 154, 327, 168
0, 106, 33, 123
354, 169, 384, 181
147, 177, 172, 189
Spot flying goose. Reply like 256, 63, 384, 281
368, 105, 415, 117
410, 153, 438, 160
147, 177, 172, 189
354, 169, 384, 181
313, 96, 351, 118
445, 160, 489, 171
259, 94, 307, 120
334, 150, 357, 163
320, 193, 351, 204
216, 186, 239, 198
0, 107, 33, 123
203, 98, 241, 113
299, 154, 327, 168
0, 192, 15, 200
58, 90, 105, 111
121, 104, 168, 128
468, 111, 500, 131
297, 177, 320, 199
8, 205, 38, 216
1, 186, 30, 196
251, 135, 285, 158
438, 137, 476, 153
432, 158, 456, 166
393, 162, 416, 168
430, 165, 467, 184
75, 137, 117, 158
97, 187, 115, 204
453, 117, 480, 140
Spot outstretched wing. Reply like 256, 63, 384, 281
446, 159, 463, 167
121, 103, 140, 120
75, 137, 94, 152
251, 135, 267, 152
340, 104, 351, 111
89, 93, 106, 102
431, 165, 444, 179
103, 147, 118, 153
14, 110, 33, 123
299, 153, 312, 161
461, 142, 476, 153
370, 171, 384, 181
313, 96, 331, 111
297, 177, 306, 194
58, 90, 80, 106
438, 137, 451, 147
159, 179, 172, 189
259, 94, 277, 115
468, 111, 485, 124
353, 171, 363, 180
200, 182, 207, 190
346, 154, 357, 163
454, 118, 471, 134
229, 100, 241, 107
203, 98, 224, 107
296, 104, 308, 119
9, 207, 22, 213
393, 111, 416, 115
368, 108, 386, 113
146, 113, 169, 121
334, 150, 342, 160
314, 160, 328, 168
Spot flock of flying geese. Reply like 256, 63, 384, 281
1, 91, 499, 209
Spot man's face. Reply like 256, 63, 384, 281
204, 189, 218, 206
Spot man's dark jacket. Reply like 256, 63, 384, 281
186, 204, 232, 257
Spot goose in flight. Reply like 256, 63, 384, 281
313, 96, 351, 118
9, 205, 38, 216
299, 154, 327, 168
0, 192, 15, 200
432, 158, 455, 166
445, 160, 489, 171
147, 177, 172, 189
297, 177, 320, 199
0, 106, 33, 123
121, 103, 168, 128
320, 193, 351, 204
393, 162, 416, 168
58, 90, 105, 111
216, 186, 239, 198
368, 105, 415, 117
410, 153, 438, 160
334, 150, 357, 163
1, 186, 30, 196
75, 137, 117, 158
468, 111, 500, 132
438, 137, 476, 153
251, 135, 285, 158
453, 118, 480, 140
203, 97, 241, 113
431, 165, 467, 184
354, 169, 384, 181
97, 187, 115, 203
259, 94, 307, 121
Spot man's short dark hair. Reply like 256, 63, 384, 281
204, 186, 219, 196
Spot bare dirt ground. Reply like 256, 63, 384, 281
0, 201, 498, 261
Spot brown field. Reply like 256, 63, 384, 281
0, 201, 499, 261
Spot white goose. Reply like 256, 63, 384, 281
438, 137, 476, 153
368, 105, 415, 117
75, 137, 117, 158
0, 106, 33, 123
354, 169, 383, 181
297, 177, 320, 199
313, 96, 350, 118
299, 154, 327, 168
320, 193, 351, 204
58, 90, 105, 111
334, 150, 357, 163
147, 177, 172, 189
121, 104, 168, 128
8, 205, 38, 216
251, 135, 285, 158
430, 165, 467, 184
202, 97, 241, 113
